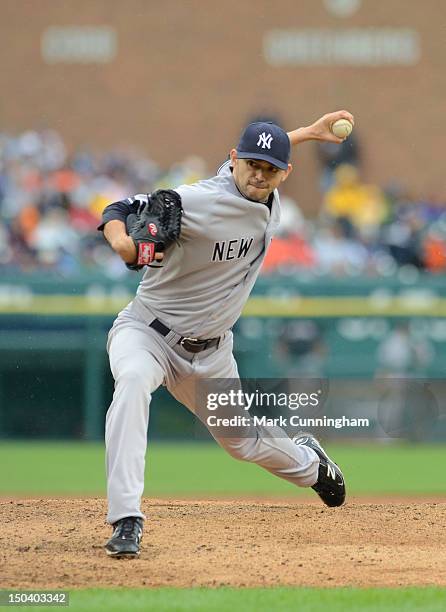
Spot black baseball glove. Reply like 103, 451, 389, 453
125, 189, 183, 270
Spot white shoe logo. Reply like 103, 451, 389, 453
257, 132, 273, 149
327, 463, 337, 480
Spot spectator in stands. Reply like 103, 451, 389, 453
316, 131, 360, 192
275, 319, 327, 378
421, 227, 446, 273
1, 126, 445, 279
262, 194, 316, 273
323, 164, 387, 239
380, 204, 424, 269
375, 322, 436, 441
376, 321, 434, 377
155, 155, 208, 191
313, 217, 368, 275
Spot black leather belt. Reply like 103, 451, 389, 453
149, 318, 220, 354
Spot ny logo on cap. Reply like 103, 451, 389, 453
257, 132, 273, 149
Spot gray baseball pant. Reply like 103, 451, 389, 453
105, 312, 319, 524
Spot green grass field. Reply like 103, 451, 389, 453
2, 442, 445, 611
3, 587, 446, 612
72, 587, 446, 611
0, 441, 445, 496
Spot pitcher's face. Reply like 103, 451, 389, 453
230, 151, 291, 202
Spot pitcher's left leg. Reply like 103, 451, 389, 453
168, 334, 320, 490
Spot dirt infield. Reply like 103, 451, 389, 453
1, 498, 445, 589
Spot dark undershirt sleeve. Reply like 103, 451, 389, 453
97, 198, 140, 232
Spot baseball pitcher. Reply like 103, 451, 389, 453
99, 111, 354, 558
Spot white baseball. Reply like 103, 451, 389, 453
331, 118, 353, 139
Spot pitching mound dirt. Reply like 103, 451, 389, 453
1, 498, 445, 589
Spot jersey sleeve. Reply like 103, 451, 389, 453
97, 194, 150, 231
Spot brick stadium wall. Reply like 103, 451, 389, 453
1, 0, 444, 214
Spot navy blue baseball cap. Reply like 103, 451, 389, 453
236, 121, 291, 170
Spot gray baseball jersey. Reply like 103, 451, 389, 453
104, 160, 281, 338
100, 160, 320, 525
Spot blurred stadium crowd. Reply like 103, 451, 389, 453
1, 127, 446, 278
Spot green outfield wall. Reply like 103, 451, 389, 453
1, 272, 445, 440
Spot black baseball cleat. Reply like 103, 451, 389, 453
104, 516, 144, 558
293, 432, 346, 507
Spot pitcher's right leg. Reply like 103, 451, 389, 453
105, 325, 165, 525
